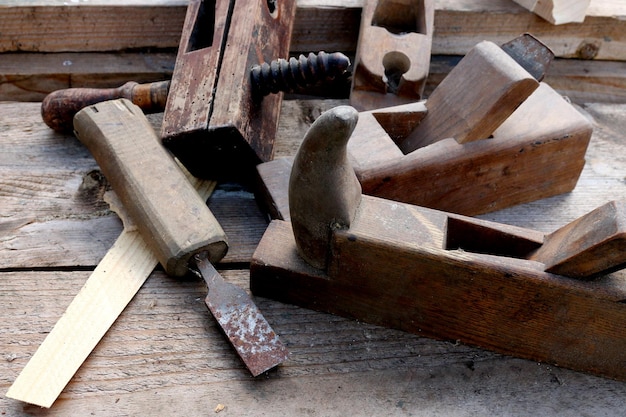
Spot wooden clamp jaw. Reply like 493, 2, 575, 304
350, 0, 434, 111
161, 0, 296, 180
257, 36, 592, 218
251, 105, 626, 381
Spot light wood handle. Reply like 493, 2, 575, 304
73, 99, 227, 277
42, 80, 170, 133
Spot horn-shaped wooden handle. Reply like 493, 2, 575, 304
288, 106, 362, 270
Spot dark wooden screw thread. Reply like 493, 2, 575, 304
250, 51, 351, 97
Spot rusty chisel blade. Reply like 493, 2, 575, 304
501, 33, 554, 81
194, 253, 288, 376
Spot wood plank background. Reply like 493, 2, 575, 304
1, 0, 624, 57
1, 99, 625, 416
1, 1, 626, 416
1, 0, 626, 103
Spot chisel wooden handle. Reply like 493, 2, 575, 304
42, 80, 170, 133
73, 98, 227, 277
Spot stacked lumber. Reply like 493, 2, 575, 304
0, 0, 625, 103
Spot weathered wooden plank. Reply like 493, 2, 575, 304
4, 52, 626, 104
0, 1, 625, 60
0, 52, 174, 102
434, 0, 626, 60
0, 102, 264, 268
512, 0, 591, 25
0, 2, 186, 53
3, 269, 626, 416
7, 52, 626, 104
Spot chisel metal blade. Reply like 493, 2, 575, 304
194, 253, 289, 376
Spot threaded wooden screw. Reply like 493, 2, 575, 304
250, 51, 351, 97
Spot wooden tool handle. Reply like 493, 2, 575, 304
73, 99, 228, 277
289, 105, 362, 270
42, 80, 170, 133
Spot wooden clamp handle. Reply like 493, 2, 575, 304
73, 99, 227, 277
42, 80, 170, 133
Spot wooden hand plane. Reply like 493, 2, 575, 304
349, 0, 435, 111
161, 0, 296, 180
250, 105, 626, 381
256, 35, 592, 218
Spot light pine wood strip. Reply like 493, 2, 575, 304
5, 173, 216, 408
5, 229, 157, 408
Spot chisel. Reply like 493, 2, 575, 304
72, 98, 288, 376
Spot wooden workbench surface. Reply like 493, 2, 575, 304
1, 1, 626, 416
1, 98, 625, 417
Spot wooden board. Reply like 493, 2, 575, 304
2, 0, 626, 105
1, 1, 625, 59
3, 52, 626, 106
0, 52, 174, 102
513, 0, 591, 24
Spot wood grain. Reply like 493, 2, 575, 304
5, 270, 626, 416
0, 52, 173, 102
0, 1, 624, 59
5, 230, 159, 408
1, 98, 626, 415
0, 2, 186, 53
399, 40, 539, 151
4, 53, 626, 106
513, 0, 591, 24
161, 0, 295, 180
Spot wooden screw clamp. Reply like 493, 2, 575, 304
250, 106, 626, 381
160, 0, 296, 180
256, 36, 592, 218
